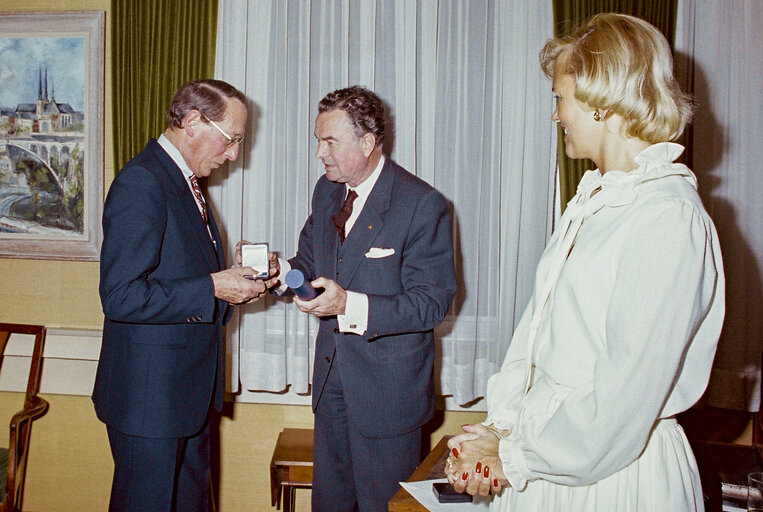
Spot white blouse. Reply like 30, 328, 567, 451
485, 142, 725, 490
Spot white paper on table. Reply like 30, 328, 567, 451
399, 478, 492, 511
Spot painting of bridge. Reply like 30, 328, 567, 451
0, 11, 103, 260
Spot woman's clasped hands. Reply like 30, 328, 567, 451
445, 423, 510, 496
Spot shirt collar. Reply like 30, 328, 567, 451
158, 134, 195, 181
346, 154, 385, 199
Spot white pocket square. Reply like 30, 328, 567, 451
365, 247, 395, 259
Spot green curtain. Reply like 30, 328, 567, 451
111, 0, 219, 173
551, 0, 677, 210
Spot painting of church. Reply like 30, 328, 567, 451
3, 65, 83, 135
0, 61, 86, 236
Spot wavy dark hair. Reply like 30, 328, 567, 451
318, 85, 385, 147
166, 79, 247, 128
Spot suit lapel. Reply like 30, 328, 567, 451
207, 210, 225, 270
150, 141, 221, 273
318, 184, 344, 280
335, 161, 395, 287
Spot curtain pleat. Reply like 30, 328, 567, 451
212, 0, 556, 405
674, 0, 763, 412
551, 0, 678, 210
111, 0, 218, 172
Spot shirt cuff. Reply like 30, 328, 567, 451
498, 435, 531, 491
273, 257, 291, 296
483, 412, 517, 434
337, 291, 368, 335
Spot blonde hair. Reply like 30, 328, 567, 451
540, 13, 693, 142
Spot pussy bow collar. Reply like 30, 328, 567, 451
570, 142, 696, 217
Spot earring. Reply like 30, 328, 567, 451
593, 111, 602, 122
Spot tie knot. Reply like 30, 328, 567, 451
341, 189, 358, 210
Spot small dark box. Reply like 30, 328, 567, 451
432, 482, 473, 503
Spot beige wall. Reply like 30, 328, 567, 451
0, 2, 485, 510
0, 1, 108, 331
0, 0, 111, 330
0, 0, 114, 504
6, 392, 481, 511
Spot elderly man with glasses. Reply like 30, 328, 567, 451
93, 79, 278, 512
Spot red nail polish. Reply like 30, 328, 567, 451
476, 462, 482, 474
494, 479, 499, 487
462, 472, 468, 480
452, 447, 459, 458
484, 466, 490, 478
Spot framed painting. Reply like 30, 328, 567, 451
0, 11, 104, 261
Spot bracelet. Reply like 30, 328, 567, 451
486, 424, 509, 440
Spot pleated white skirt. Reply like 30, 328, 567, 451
490, 416, 704, 512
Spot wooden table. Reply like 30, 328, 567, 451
388, 435, 452, 512
689, 439, 763, 512
269, 428, 314, 512
389, 435, 762, 512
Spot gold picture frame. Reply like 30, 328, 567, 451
0, 11, 104, 261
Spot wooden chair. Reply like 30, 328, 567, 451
0, 323, 49, 512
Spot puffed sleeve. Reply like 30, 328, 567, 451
484, 302, 533, 432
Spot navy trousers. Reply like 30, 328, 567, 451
106, 419, 211, 512
312, 365, 423, 512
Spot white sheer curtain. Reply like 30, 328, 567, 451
675, 0, 763, 411
209, 0, 555, 405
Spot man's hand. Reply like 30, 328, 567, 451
211, 266, 279, 305
234, 239, 281, 282
234, 240, 250, 265
293, 277, 347, 317
267, 252, 281, 280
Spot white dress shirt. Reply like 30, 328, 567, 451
157, 134, 213, 240
336, 155, 385, 334
279, 156, 386, 335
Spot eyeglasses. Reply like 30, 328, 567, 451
199, 112, 244, 148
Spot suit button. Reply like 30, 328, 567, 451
338, 257, 343, 263
333, 327, 340, 334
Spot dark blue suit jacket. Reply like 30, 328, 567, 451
289, 158, 457, 438
93, 139, 230, 438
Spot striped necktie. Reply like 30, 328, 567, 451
189, 175, 208, 225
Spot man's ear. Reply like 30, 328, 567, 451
361, 132, 376, 157
183, 109, 203, 137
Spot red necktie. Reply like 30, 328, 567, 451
331, 189, 358, 244
189, 175, 208, 225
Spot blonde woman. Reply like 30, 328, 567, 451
445, 13, 724, 512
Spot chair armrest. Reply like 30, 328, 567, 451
9, 396, 49, 430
